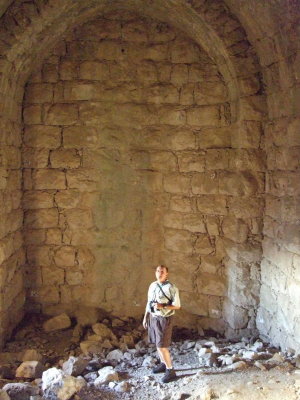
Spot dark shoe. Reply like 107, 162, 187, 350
152, 363, 166, 374
162, 368, 176, 383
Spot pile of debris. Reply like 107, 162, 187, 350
0, 313, 299, 400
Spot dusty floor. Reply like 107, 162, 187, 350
0, 315, 299, 400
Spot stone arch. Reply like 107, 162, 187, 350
5, 0, 298, 349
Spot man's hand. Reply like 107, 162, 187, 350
143, 313, 149, 329
155, 303, 165, 310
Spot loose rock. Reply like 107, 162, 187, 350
15, 361, 45, 379
94, 366, 119, 386
43, 314, 71, 332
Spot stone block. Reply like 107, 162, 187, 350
27, 245, 51, 266
238, 75, 261, 96
180, 291, 208, 316
223, 299, 249, 329
54, 246, 76, 267
43, 63, 59, 82
227, 197, 264, 218
222, 217, 249, 243
232, 121, 262, 149
197, 126, 231, 148
24, 229, 46, 245
170, 64, 189, 85
287, 118, 300, 146
25, 83, 53, 103
179, 83, 195, 105
79, 102, 153, 128
136, 171, 163, 192
66, 270, 83, 285
122, 19, 148, 42
164, 228, 193, 254
42, 266, 64, 285
206, 149, 229, 170
136, 61, 158, 83
63, 82, 99, 101
163, 211, 183, 230
169, 195, 192, 212
23, 191, 54, 210
46, 228, 62, 245
34, 169, 66, 190
200, 255, 222, 274
143, 84, 179, 104
96, 41, 129, 60
170, 39, 201, 63
22, 148, 49, 168
15, 361, 45, 378
219, 171, 262, 196
158, 107, 186, 125
240, 95, 267, 120
59, 60, 78, 80
2, 146, 21, 168
144, 43, 169, 61
194, 234, 215, 255
163, 174, 190, 194
64, 209, 94, 230
24, 209, 59, 229
63, 126, 98, 148
165, 129, 196, 150
205, 216, 220, 236
187, 106, 220, 127
178, 151, 205, 172
222, 238, 262, 263
50, 149, 81, 169
191, 172, 218, 195
196, 195, 227, 215
45, 104, 78, 125
55, 190, 82, 209
79, 61, 109, 80
182, 214, 206, 233
197, 272, 226, 296
194, 81, 228, 105
229, 149, 266, 171
77, 247, 95, 269
149, 151, 177, 172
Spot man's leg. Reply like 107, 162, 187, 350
157, 347, 172, 369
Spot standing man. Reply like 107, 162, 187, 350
143, 265, 181, 383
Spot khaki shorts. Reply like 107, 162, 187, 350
148, 314, 174, 348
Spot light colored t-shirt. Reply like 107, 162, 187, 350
146, 280, 180, 317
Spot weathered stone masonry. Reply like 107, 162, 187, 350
0, 0, 299, 354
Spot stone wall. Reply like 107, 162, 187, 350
22, 12, 265, 334
0, 0, 299, 353
0, 85, 25, 347
254, 17, 300, 352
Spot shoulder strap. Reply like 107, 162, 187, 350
156, 282, 172, 303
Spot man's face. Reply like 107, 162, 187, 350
155, 266, 168, 283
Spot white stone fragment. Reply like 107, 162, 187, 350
142, 356, 156, 367
106, 349, 123, 362
94, 366, 119, 386
42, 367, 65, 392
115, 381, 130, 392
226, 361, 248, 371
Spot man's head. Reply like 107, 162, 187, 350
155, 264, 168, 283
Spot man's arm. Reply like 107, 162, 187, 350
143, 283, 153, 329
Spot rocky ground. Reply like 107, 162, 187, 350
0, 313, 299, 400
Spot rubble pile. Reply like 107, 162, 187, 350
0, 314, 299, 400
